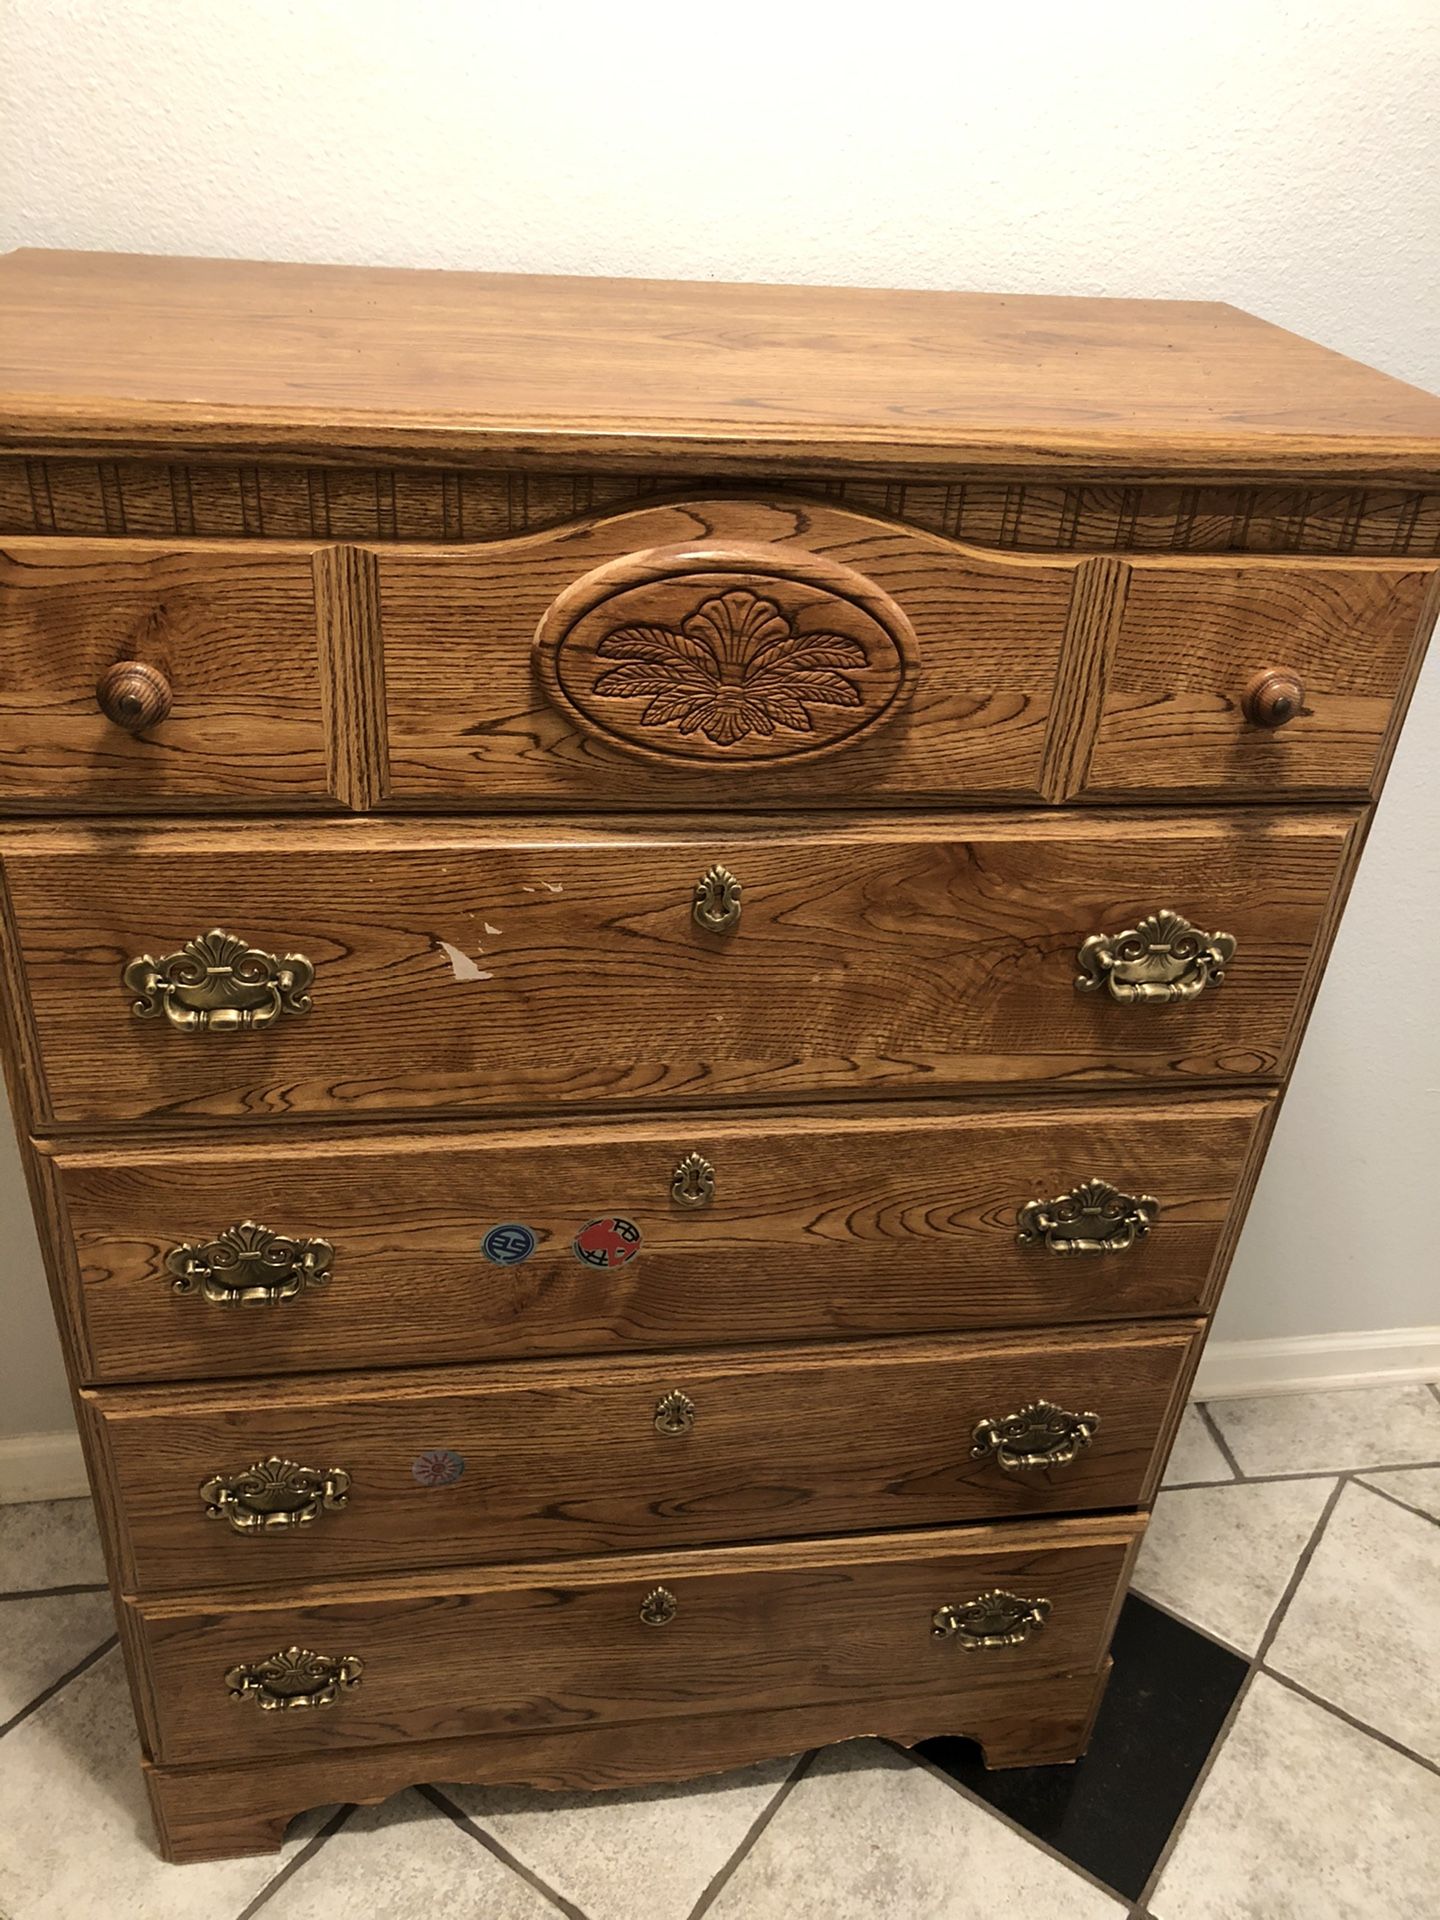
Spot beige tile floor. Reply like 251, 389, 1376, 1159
1, 1381, 1436, 1919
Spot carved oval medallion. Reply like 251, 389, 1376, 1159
534, 541, 920, 767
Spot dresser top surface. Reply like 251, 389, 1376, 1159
2, 248, 1439, 479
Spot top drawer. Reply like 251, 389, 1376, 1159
2, 506, 1431, 813
2, 510, 1436, 810
379, 498, 1436, 808
0, 540, 339, 809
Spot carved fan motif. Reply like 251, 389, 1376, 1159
534, 542, 920, 768
593, 590, 867, 748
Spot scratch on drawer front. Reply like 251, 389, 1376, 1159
483, 922, 503, 935
519, 882, 565, 893
435, 939, 493, 982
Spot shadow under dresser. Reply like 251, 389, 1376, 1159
0, 250, 1437, 1861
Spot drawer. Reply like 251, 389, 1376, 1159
129, 1514, 1143, 1765
377, 498, 1435, 807
380, 498, 1080, 805
1078, 556, 1438, 802
0, 540, 339, 807
86, 1321, 1198, 1592
53, 1095, 1271, 1384
0, 812, 1355, 1125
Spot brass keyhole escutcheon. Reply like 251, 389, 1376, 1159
671, 1151, 716, 1208
692, 865, 741, 934
640, 1586, 678, 1627
654, 1389, 695, 1435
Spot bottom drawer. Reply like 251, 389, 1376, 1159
131, 1513, 1142, 1766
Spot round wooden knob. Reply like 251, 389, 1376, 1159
97, 660, 172, 733
1242, 668, 1305, 730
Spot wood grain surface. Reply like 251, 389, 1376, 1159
144, 1656, 1117, 1861
0, 811, 1357, 1126
1082, 555, 1438, 799
51, 1094, 1271, 1384
381, 500, 1074, 803
0, 539, 333, 808
5, 459, 1439, 558
4, 253, 1440, 476
86, 1321, 1198, 1591
127, 1513, 1143, 1766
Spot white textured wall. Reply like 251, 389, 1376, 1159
1, 0, 1437, 1440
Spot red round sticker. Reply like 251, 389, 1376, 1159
572, 1216, 643, 1269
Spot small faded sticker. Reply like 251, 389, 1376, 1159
482, 1223, 538, 1266
572, 1216, 643, 1269
412, 1449, 465, 1488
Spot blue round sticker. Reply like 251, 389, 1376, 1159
482, 1223, 537, 1266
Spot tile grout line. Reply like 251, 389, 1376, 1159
1133, 1472, 1349, 1913
896, 1738, 1137, 1909
1159, 1456, 1440, 1491
685, 1748, 818, 1920
1193, 1403, 1244, 1479
1351, 1472, 1440, 1529
0, 1631, 117, 1739
0, 1582, 110, 1603
232, 1803, 357, 1920
420, 1783, 594, 1920
1256, 1665, 1440, 1779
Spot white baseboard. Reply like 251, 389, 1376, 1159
0, 1430, 88, 1504
1193, 1326, 1440, 1400
1, 1327, 1436, 1502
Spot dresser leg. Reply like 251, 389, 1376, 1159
143, 1761, 303, 1865
964, 1659, 1112, 1770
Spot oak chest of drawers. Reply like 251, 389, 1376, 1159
1, 251, 1437, 1863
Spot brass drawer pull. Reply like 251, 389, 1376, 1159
97, 658, 172, 732
972, 1400, 1100, 1473
671, 1151, 716, 1207
200, 1457, 350, 1534
123, 928, 314, 1032
1017, 1180, 1158, 1255
932, 1590, 1051, 1648
226, 1647, 363, 1711
1242, 666, 1306, 729
654, 1389, 696, 1435
640, 1586, 678, 1627
166, 1221, 333, 1306
1075, 910, 1234, 1006
693, 865, 742, 934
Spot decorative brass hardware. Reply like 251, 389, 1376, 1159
165, 1221, 334, 1306
1075, 910, 1235, 1006
640, 1586, 679, 1627
654, 1389, 696, 1435
225, 1646, 364, 1711
1242, 666, 1306, 729
671, 1151, 716, 1208
1016, 1180, 1159, 1256
199, 1458, 351, 1534
972, 1401, 1101, 1473
96, 658, 172, 732
692, 865, 742, 935
932, 1590, 1051, 1648
123, 928, 315, 1032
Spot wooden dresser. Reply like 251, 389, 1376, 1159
1, 252, 1437, 1863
